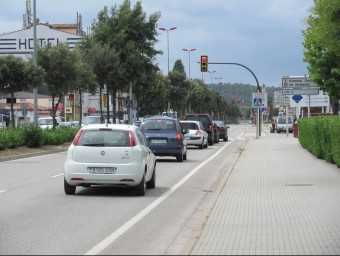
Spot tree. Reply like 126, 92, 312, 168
85, 42, 122, 123
0, 55, 45, 126
37, 43, 80, 128
303, 0, 340, 114
73, 45, 97, 125
91, 0, 161, 120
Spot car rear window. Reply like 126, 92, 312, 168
185, 115, 210, 127
181, 122, 199, 130
141, 119, 177, 131
78, 130, 129, 147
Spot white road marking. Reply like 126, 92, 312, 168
52, 173, 64, 178
84, 140, 234, 255
0, 190, 8, 194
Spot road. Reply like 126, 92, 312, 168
0, 124, 250, 255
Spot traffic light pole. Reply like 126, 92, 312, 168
208, 62, 262, 137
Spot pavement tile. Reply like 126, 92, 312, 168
190, 128, 340, 255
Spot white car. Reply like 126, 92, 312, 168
38, 116, 62, 129
180, 120, 208, 149
64, 124, 156, 196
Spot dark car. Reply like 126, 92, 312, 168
184, 114, 215, 145
212, 122, 220, 143
213, 120, 229, 141
140, 116, 188, 162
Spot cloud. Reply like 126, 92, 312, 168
0, 0, 313, 86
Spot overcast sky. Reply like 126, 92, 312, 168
0, 0, 314, 87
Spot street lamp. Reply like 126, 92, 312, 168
182, 48, 196, 79
214, 77, 222, 84
197, 61, 204, 81
159, 27, 177, 74
159, 26, 177, 115
208, 70, 216, 84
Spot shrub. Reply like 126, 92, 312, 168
22, 123, 43, 148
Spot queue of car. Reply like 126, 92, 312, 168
64, 113, 229, 196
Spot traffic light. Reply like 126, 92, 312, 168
200, 55, 208, 72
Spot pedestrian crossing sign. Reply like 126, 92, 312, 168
253, 98, 262, 106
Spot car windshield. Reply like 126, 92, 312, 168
38, 119, 53, 125
78, 130, 129, 147
278, 117, 292, 124
141, 119, 177, 131
82, 116, 101, 125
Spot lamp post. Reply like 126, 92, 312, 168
197, 61, 204, 81
33, 0, 38, 123
208, 70, 216, 84
159, 27, 177, 74
214, 77, 222, 84
159, 26, 177, 114
182, 48, 196, 79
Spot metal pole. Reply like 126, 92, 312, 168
33, 0, 38, 123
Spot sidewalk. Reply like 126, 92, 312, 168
190, 126, 340, 255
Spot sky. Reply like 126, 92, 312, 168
0, 0, 314, 87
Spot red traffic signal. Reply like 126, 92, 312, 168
200, 55, 208, 72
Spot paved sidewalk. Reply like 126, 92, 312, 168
190, 126, 340, 255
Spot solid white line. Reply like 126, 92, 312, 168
84, 141, 234, 255
0, 190, 8, 194
52, 173, 64, 178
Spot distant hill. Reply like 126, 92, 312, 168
207, 83, 280, 108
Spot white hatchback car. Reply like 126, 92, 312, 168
179, 120, 208, 149
64, 124, 156, 196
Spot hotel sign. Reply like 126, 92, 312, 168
0, 24, 83, 57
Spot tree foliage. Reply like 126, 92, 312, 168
303, 0, 340, 113
0, 55, 45, 126
37, 43, 80, 128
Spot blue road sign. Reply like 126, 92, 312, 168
292, 95, 303, 103
253, 98, 262, 106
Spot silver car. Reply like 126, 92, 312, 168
180, 120, 208, 149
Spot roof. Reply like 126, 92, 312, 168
0, 102, 51, 111
0, 91, 51, 99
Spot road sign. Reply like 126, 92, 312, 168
253, 98, 262, 107
292, 95, 303, 103
282, 87, 319, 95
252, 92, 267, 107
289, 91, 330, 107
282, 76, 319, 88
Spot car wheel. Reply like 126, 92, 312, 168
183, 150, 187, 160
209, 138, 214, 145
204, 142, 208, 148
135, 172, 146, 196
199, 140, 204, 149
146, 164, 156, 189
64, 179, 76, 195
176, 153, 183, 162
224, 137, 228, 142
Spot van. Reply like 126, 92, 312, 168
276, 116, 293, 133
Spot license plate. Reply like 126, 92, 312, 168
185, 136, 190, 140
88, 167, 117, 174
151, 139, 166, 144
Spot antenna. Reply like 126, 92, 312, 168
25, 0, 32, 27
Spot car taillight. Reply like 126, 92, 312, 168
129, 131, 137, 147
208, 124, 212, 132
72, 130, 83, 146
177, 131, 182, 142
195, 130, 202, 135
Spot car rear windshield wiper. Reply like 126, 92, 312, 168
82, 143, 105, 147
